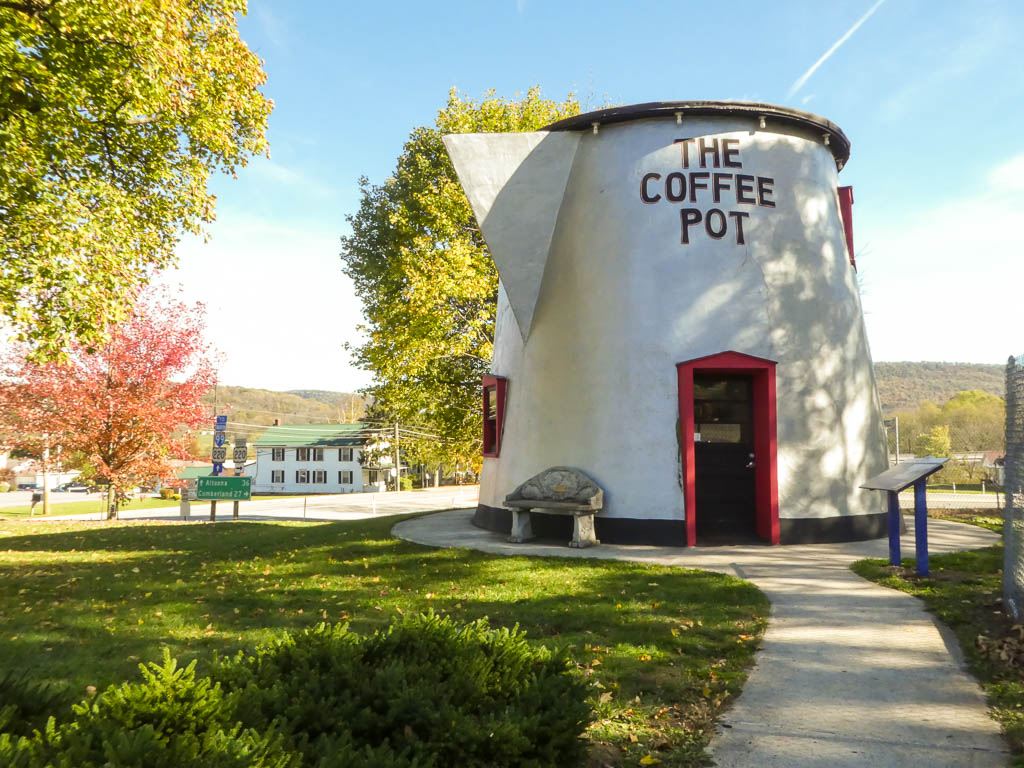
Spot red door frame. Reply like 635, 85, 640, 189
677, 351, 779, 546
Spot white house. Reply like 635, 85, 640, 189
250, 423, 385, 494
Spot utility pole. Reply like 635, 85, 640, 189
894, 416, 900, 465
393, 422, 401, 491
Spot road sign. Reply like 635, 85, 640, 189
212, 461, 224, 475
232, 445, 248, 464
215, 415, 228, 428
196, 476, 251, 501
185, 479, 198, 501
213, 431, 226, 447
211, 446, 227, 462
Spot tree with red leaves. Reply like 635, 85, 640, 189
0, 288, 216, 518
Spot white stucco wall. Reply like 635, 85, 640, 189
251, 447, 366, 494
453, 114, 887, 527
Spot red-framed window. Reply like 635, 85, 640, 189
482, 375, 508, 457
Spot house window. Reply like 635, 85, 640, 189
295, 469, 309, 484
313, 470, 327, 484
271, 470, 284, 483
312, 448, 324, 461
271, 448, 284, 461
482, 375, 508, 457
339, 447, 354, 462
296, 448, 311, 461
339, 470, 353, 484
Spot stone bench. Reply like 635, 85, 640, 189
504, 467, 604, 548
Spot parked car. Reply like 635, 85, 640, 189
57, 482, 92, 493
17, 483, 37, 491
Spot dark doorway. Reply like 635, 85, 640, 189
693, 374, 757, 544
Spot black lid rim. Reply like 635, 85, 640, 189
543, 100, 851, 168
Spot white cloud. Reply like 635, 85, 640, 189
241, 158, 338, 199
163, 210, 371, 393
877, 12, 1008, 122
251, 5, 287, 51
989, 154, 1024, 193
861, 154, 1024, 363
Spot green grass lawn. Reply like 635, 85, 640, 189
0, 494, 310, 519
852, 509, 1023, 761
0, 516, 768, 767
0, 496, 211, 519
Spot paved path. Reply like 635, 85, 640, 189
393, 510, 1008, 767
31, 486, 481, 523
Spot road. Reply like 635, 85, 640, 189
0, 490, 108, 508
899, 491, 1002, 509
40, 485, 481, 523
4, 485, 999, 518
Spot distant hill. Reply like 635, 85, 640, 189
207, 365, 1003, 430
202, 386, 366, 427
285, 390, 354, 407
874, 362, 1004, 413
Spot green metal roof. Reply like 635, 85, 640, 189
253, 423, 372, 448
178, 466, 212, 480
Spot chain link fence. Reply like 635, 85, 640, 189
885, 421, 1004, 477
1002, 356, 1024, 619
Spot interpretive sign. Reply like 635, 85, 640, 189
197, 476, 251, 501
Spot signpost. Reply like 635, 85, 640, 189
231, 437, 248, 518
197, 476, 251, 500
210, 415, 228, 518
180, 479, 198, 520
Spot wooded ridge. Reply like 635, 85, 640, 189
206, 362, 1004, 428
874, 362, 1004, 413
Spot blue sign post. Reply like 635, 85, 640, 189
211, 414, 228, 521
212, 416, 228, 477
861, 457, 947, 577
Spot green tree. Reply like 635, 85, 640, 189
0, 0, 271, 357
341, 88, 579, 469
914, 425, 952, 458
940, 389, 1004, 451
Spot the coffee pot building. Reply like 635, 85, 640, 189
444, 101, 888, 546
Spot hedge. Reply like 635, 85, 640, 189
0, 614, 593, 767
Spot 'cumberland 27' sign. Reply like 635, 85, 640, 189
638, 137, 777, 245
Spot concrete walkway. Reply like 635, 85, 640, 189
393, 510, 1008, 767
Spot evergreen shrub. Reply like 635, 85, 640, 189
0, 615, 593, 768
215, 612, 593, 767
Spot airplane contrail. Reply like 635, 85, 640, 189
787, 0, 887, 99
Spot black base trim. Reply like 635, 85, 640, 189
779, 511, 887, 544
473, 505, 887, 546
473, 504, 688, 546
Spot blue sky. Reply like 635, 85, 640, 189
169, 0, 1024, 391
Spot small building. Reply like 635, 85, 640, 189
251, 423, 383, 494
445, 100, 889, 546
